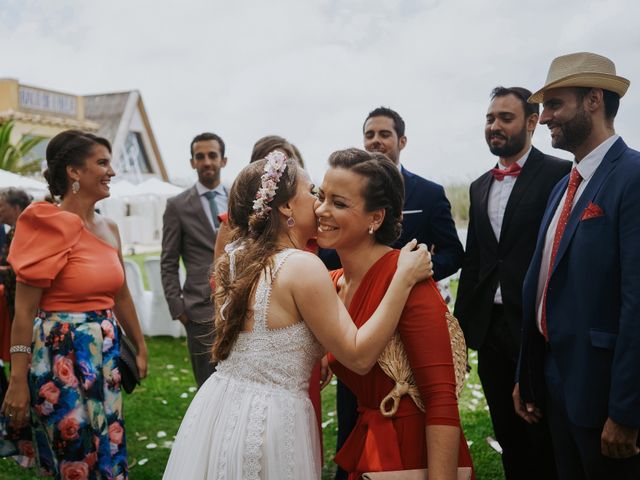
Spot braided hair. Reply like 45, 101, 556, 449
211, 157, 299, 361
44, 130, 111, 198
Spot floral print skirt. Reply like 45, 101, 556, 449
0, 309, 128, 479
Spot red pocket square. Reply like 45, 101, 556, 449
581, 202, 604, 221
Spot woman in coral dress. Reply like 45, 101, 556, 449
0, 130, 147, 479
316, 148, 475, 480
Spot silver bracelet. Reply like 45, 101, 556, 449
9, 345, 32, 355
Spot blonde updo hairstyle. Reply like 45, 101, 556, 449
211, 155, 299, 361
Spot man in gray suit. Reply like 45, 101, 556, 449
161, 132, 228, 386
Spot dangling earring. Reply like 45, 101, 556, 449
287, 216, 295, 228
72, 180, 80, 194
368, 225, 374, 235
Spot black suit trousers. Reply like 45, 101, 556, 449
334, 380, 358, 480
477, 305, 557, 480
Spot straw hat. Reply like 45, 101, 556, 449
529, 52, 629, 103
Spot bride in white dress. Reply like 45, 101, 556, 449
163, 151, 431, 480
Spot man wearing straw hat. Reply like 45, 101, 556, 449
514, 52, 640, 478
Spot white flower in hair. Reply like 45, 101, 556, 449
252, 150, 289, 217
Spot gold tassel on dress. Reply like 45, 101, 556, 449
377, 312, 467, 417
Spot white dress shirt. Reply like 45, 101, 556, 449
535, 135, 620, 332
488, 147, 531, 304
196, 181, 228, 231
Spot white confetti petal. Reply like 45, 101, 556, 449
138, 436, 148, 441
471, 390, 484, 399
171, 376, 179, 381
180, 392, 188, 398
162, 440, 174, 448
161, 400, 168, 405
138, 458, 149, 465
166, 364, 175, 369
180, 369, 189, 374
466, 441, 474, 447
188, 387, 197, 392
146, 443, 157, 449
327, 411, 336, 417
157, 431, 167, 438
321, 418, 334, 429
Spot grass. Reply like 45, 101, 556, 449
1, 337, 503, 480
1, 257, 504, 479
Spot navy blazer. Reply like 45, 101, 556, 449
319, 166, 463, 281
398, 166, 463, 280
518, 138, 640, 429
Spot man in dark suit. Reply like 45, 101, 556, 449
331, 106, 464, 479
455, 86, 570, 479
161, 132, 228, 387
515, 52, 640, 479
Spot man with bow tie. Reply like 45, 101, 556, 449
514, 53, 640, 479
455, 86, 570, 480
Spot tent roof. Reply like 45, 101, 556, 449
0, 169, 48, 197
136, 177, 183, 196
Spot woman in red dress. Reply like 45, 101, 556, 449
316, 148, 474, 480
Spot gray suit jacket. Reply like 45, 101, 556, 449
160, 185, 224, 323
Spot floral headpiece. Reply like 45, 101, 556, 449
252, 150, 289, 217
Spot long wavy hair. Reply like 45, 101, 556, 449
211, 156, 299, 362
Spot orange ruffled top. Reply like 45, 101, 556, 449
7, 202, 124, 311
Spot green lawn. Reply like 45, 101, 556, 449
1, 337, 503, 479
1, 269, 504, 479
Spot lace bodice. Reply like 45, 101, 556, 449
215, 249, 324, 394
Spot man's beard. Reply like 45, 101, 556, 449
552, 106, 592, 152
487, 126, 527, 158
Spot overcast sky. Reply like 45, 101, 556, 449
2, 0, 639, 187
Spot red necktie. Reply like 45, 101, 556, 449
491, 162, 522, 181
540, 168, 583, 340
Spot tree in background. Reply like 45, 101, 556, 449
0, 120, 46, 174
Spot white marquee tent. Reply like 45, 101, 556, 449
98, 178, 185, 248
0, 169, 48, 198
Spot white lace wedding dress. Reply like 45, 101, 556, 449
163, 249, 324, 479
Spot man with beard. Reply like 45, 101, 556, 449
455, 87, 570, 480
514, 52, 640, 479
161, 132, 228, 386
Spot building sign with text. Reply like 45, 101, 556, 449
18, 86, 77, 117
